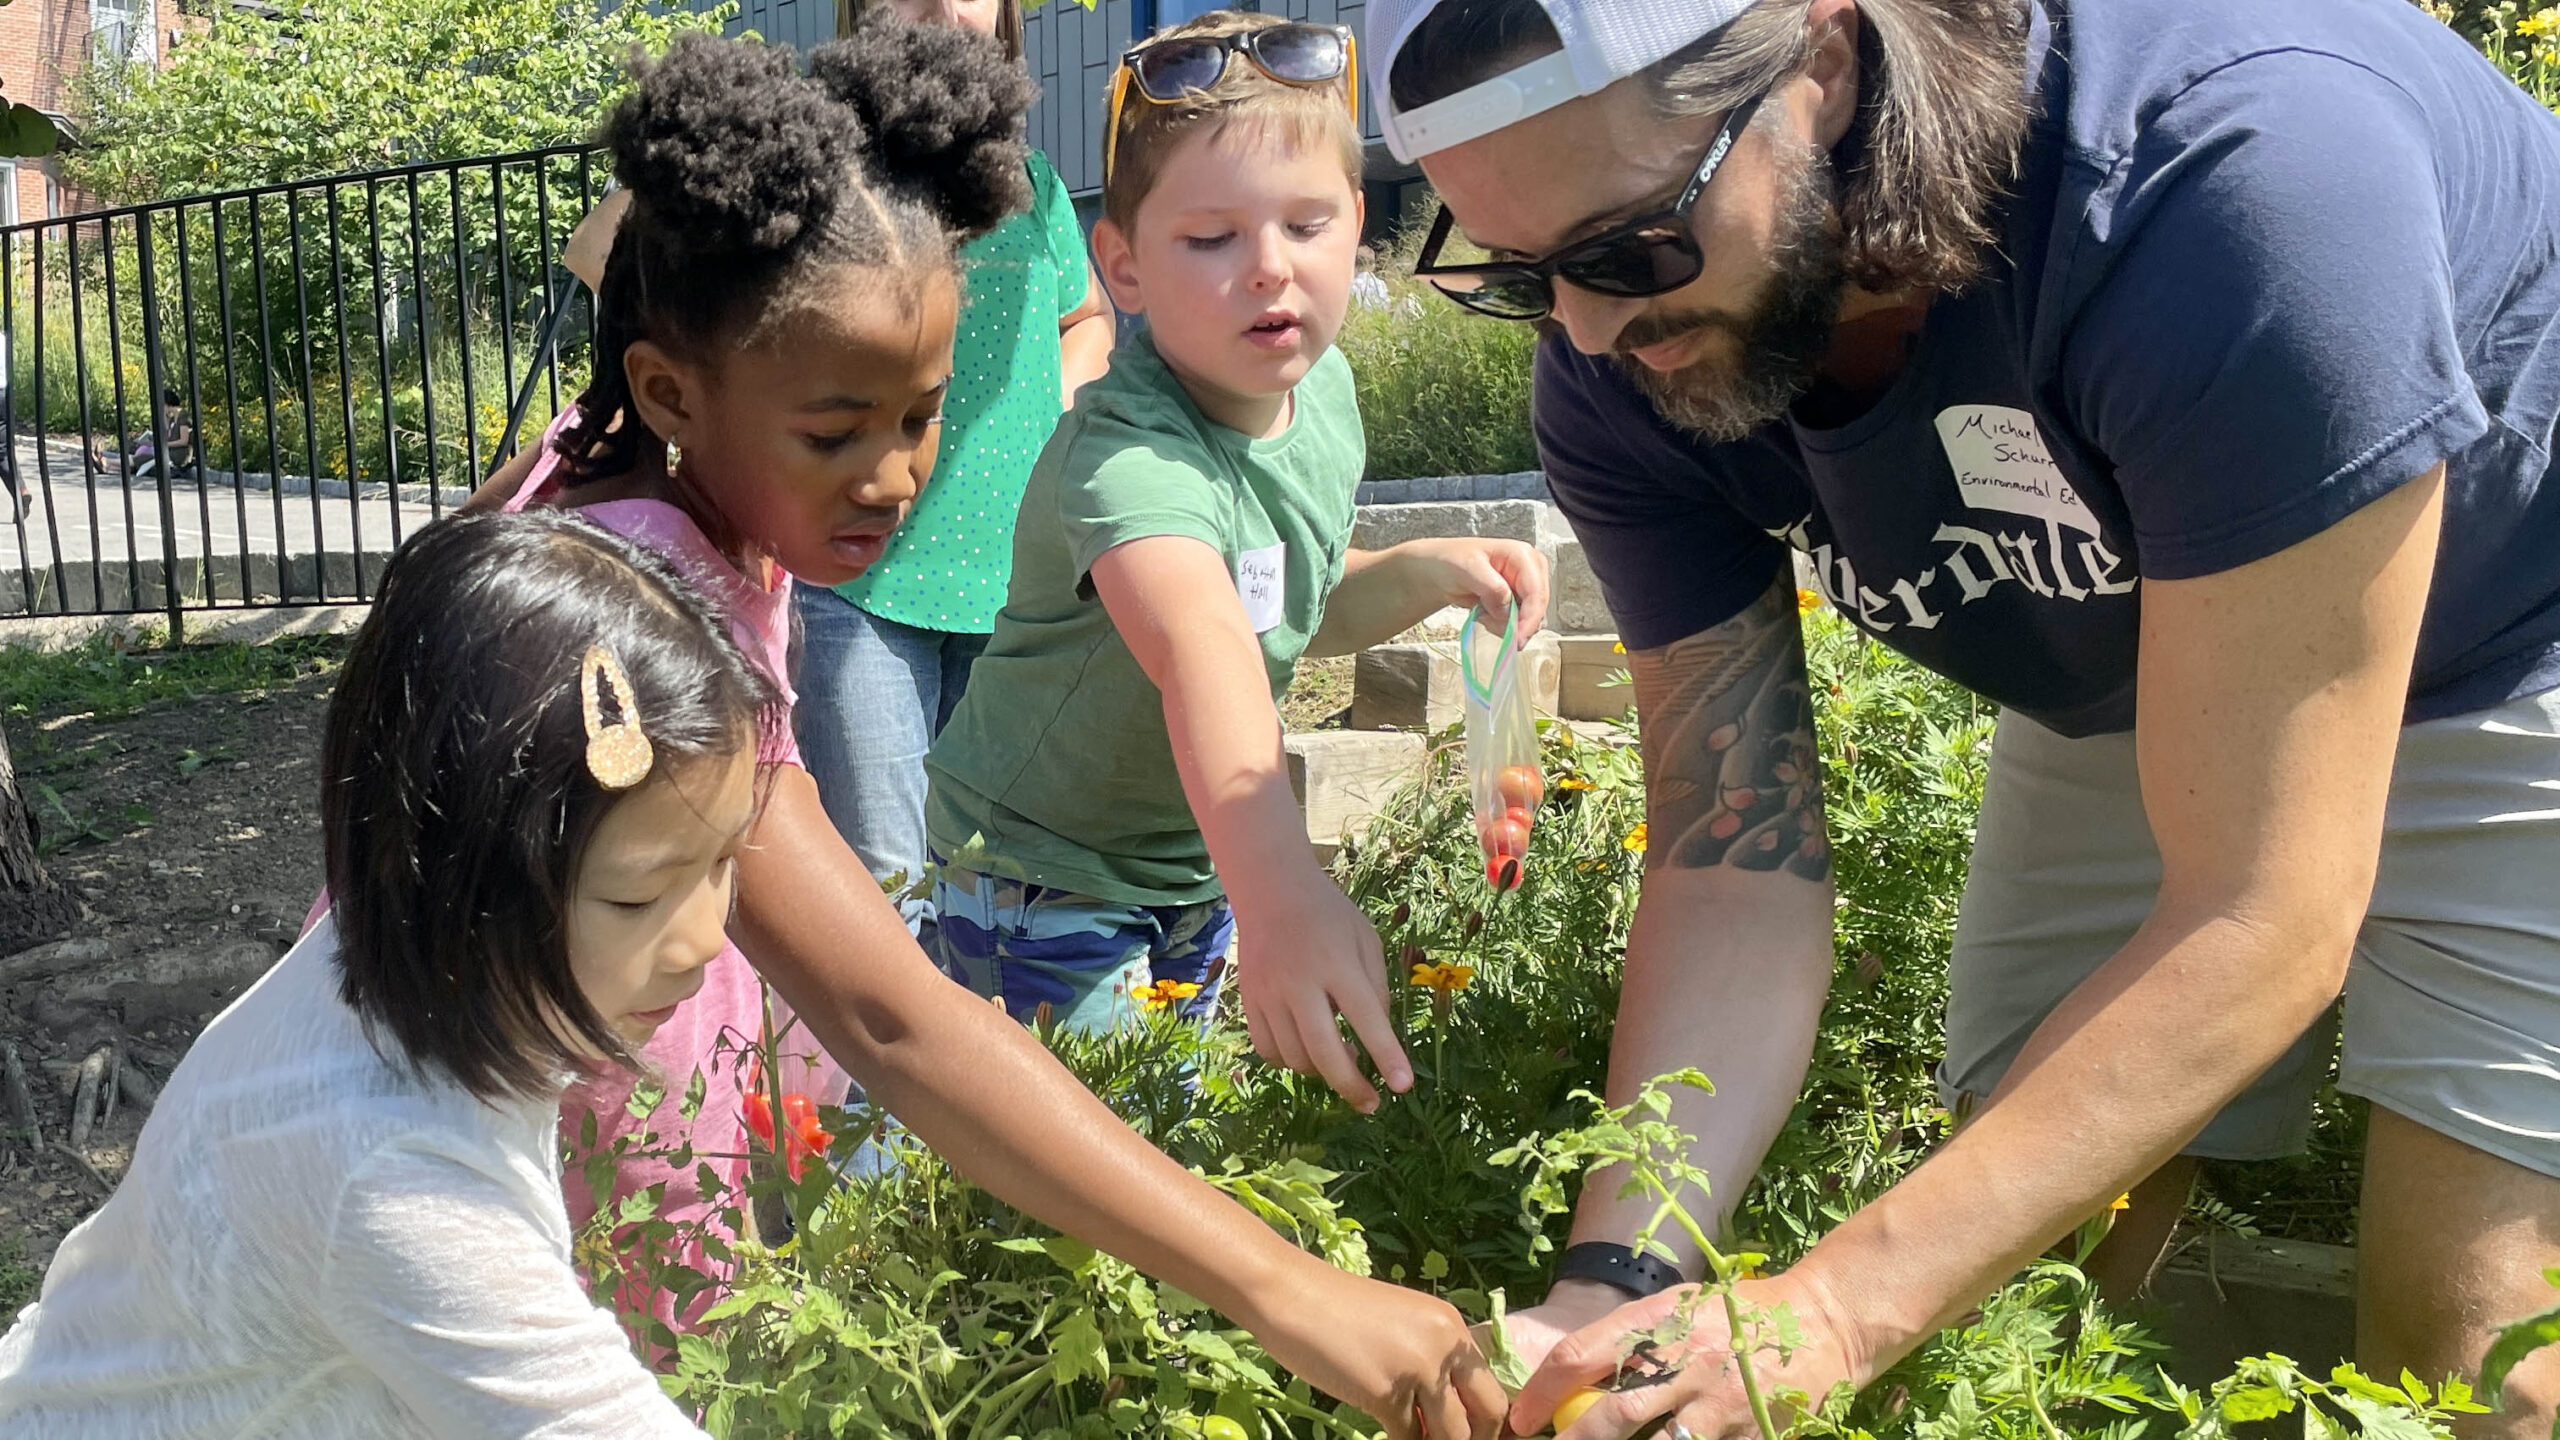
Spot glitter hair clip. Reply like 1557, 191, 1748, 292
580, 644, 655, 791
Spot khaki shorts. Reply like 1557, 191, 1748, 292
1939, 688, 2560, 1178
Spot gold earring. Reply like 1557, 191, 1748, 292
664, 436, 683, 475
580, 644, 655, 791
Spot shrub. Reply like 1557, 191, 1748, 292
1335, 242, 1539, 482
592, 618, 2521, 1439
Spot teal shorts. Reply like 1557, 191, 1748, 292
1940, 688, 2560, 1177
928, 862, 1232, 1033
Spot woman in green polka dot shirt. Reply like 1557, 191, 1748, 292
794, 0, 1114, 937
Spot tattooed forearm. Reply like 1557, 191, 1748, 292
1631, 577, 1829, 880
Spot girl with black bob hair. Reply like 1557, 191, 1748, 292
0, 509, 767, 1436
454, 17, 1499, 1436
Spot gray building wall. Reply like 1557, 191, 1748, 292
692, 1, 1430, 231
717, 0, 843, 54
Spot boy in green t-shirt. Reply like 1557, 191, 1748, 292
924, 9, 1547, 1112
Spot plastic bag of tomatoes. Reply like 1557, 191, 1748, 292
1460, 603, 1545, 891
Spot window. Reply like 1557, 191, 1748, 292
88, 0, 155, 68
0, 162, 16, 230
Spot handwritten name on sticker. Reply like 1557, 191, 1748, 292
1933, 405, 2098, 536
1236, 543, 1286, 634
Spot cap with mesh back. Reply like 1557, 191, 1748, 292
1368, 0, 1753, 162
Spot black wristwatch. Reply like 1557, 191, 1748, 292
1555, 1241, 1685, 1300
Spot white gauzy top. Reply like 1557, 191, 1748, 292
0, 914, 709, 1439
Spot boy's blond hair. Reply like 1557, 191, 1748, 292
1102, 10, 1363, 233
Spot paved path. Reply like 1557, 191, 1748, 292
1, 436, 454, 616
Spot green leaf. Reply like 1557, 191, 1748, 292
2222, 1384, 2295, 1423
1480, 1289, 1533, 1395
2479, 1273, 2560, 1411
1046, 1308, 1110, 1388
624, 1076, 666, 1121
0, 103, 56, 158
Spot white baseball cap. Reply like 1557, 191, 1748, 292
1367, 0, 1754, 163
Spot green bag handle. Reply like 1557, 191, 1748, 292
1459, 602, 1518, 708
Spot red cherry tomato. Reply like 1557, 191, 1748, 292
1496, 765, 1545, 810
1504, 804, 1536, 832
742, 1092, 775, 1148
780, 1092, 816, 1131
1486, 854, 1525, 891
1484, 816, 1530, 858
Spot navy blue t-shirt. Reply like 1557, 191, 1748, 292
1537, 0, 2560, 736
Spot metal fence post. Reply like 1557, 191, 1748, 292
134, 216, 184, 644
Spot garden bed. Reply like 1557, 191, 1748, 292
0, 618, 2438, 1440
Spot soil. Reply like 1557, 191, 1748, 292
0, 653, 1355, 1284
0, 668, 333, 1279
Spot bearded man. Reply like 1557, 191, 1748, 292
1362, 1, 2560, 1435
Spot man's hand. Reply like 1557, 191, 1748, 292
1231, 866, 1411, 1112
1497, 1279, 1630, 1380
1510, 1274, 1865, 1440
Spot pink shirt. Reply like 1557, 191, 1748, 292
502, 419, 846, 1336
305, 413, 850, 1343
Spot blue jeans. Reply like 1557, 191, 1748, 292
792, 584, 990, 937
931, 864, 1233, 1032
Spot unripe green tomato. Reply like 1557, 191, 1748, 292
1200, 1416, 1250, 1440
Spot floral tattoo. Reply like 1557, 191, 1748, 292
1630, 577, 1829, 880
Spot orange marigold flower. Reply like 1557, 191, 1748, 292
1132, 979, 1202, 1012
1407, 962, 1475, 994
1623, 823, 1649, 853
1797, 588, 1824, 613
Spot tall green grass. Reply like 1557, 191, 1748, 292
1336, 238, 1540, 482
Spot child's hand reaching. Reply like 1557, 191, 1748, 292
1401, 535, 1552, 638
1241, 1261, 1508, 1439
1308, 536, 1553, 658
1229, 866, 1411, 1112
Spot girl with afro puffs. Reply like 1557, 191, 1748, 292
438, 17, 1501, 1437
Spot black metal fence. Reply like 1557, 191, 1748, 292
0, 144, 605, 634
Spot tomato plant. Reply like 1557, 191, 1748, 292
568, 614, 2519, 1439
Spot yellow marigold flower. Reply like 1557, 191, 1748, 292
2108, 1192, 2132, 1213
2521, 10, 2556, 36
1132, 979, 1201, 1012
1612, 641, 1626, 654
1407, 962, 1475, 994
1556, 775, 1594, 793
1623, 822, 1649, 853
1797, 588, 1824, 613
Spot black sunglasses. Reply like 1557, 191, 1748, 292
1413, 88, 1768, 321
1122, 22, 1352, 102
1106, 24, 1356, 183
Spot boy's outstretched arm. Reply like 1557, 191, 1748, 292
1306, 538, 1550, 658
732, 774, 1504, 1440
1089, 534, 1414, 1113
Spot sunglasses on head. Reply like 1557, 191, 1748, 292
1104, 22, 1357, 185
1413, 88, 1768, 322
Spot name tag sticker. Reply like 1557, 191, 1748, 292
1933, 405, 2098, 535
1236, 544, 1286, 633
